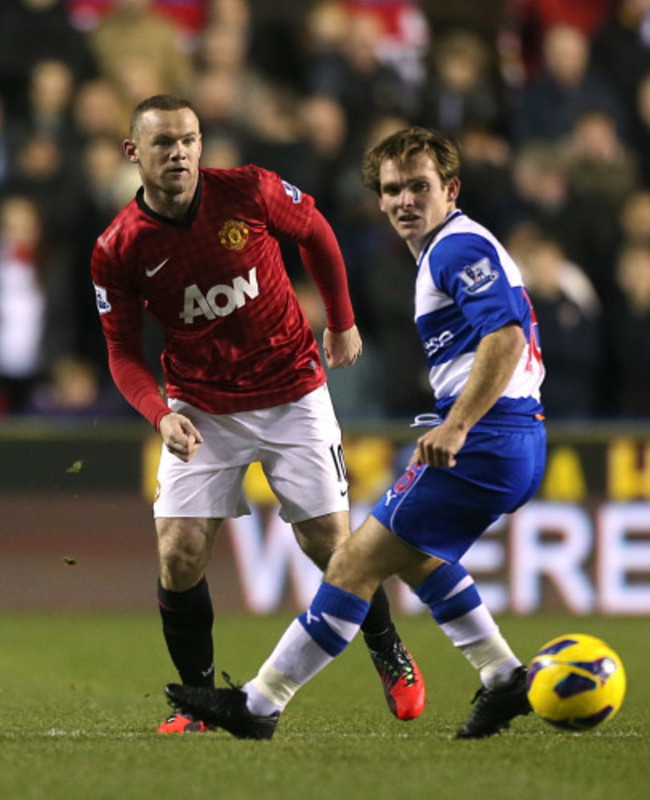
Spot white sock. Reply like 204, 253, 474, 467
433, 579, 521, 688
461, 632, 521, 689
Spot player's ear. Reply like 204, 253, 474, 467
378, 194, 387, 214
123, 138, 139, 163
446, 177, 460, 203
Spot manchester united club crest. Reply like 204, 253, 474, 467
219, 219, 249, 251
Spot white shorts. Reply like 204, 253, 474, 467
153, 385, 349, 523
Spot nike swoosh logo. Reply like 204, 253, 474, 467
145, 257, 170, 277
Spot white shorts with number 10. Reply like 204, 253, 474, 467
153, 385, 349, 523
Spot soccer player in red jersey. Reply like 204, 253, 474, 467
91, 94, 424, 732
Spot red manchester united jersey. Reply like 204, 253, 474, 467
92, 166, 338, 421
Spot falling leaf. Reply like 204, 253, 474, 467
66, 460, 84, 474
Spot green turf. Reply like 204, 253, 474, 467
0, 613, 646, 800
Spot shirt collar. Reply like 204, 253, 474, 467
136, 172, 203, 228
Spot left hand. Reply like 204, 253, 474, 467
323, 325, 363, 368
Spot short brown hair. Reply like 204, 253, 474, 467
361, 126, 461, 194
129, 94, 199, 137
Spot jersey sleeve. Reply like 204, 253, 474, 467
297, 209, 355, 333
91, 238, 170, 429
255, 167, 316, 240
431, 233, 522, 338
256, 168, 355, 332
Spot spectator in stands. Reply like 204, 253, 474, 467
6, 132, 83, 249
419, 29, 508, 137
0, 195, 47, 413
207, 0, 251, 31
293, 279, 386, 420
619, 189, 650, 244
591, 0, 650, 116
563, 108, 639, 210
609, 242, 650, 415
29, 355, 122, 417
630, 71, 650, 186
72, 78, 131, 143
201, 133, 243, 171
508, 0, 617, 79
305, 7, 417, 148
456, 122, 515, 238
111, 55, 169, 112
239, 82, 321, 200
22, 59, 76, 140
88, 0, 193, 97
342, 0, 430, 89
510, 141, 620, 302
512, 24, 627, 143
510, 224, 603, 417
0, 0, 97, 117
510, 142, 574, 239
68, 136, 140, 379
300, 94, 350, 217
196, 17, 250, 76
11, 59, 79, 169
6, 134, 70, 242
303, 0, 348, 66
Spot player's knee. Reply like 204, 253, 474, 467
156, 520, 213, 589
324, 542, 378, 597
295, 533, 335, 571
159, 546, 205, 591
293, 512, 350, 570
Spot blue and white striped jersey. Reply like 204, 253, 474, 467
414, 209, 545, 423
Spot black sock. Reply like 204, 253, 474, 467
361, 585, 397, 652
157, 578, 215, 686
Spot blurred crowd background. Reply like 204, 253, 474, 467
1, 0, 650, 423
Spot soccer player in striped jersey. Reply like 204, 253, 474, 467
166, 127, 547, 740
91, 96, 424, 732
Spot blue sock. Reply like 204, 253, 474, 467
414, 562, 497, 646
298, 582, 370, 656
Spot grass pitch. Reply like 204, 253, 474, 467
0, 613, 646, 800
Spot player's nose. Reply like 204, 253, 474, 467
169, 142, 188, 160
398, 188, 416, 206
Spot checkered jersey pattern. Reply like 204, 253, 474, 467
91, 166, 332, 423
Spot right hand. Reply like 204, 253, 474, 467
159, 412, 204, 462
408, 419, 468, 470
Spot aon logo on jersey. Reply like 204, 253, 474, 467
180, 267, 259, 323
